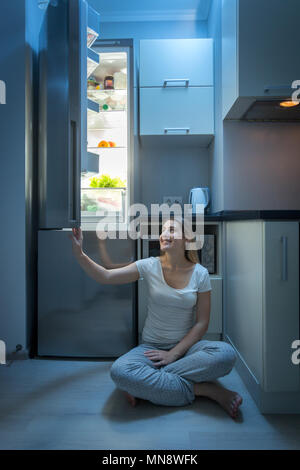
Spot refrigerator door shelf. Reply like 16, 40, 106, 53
87, 5, 100, 47
88, 98, 100, 114
87, 48, 100, 78
81, 151, 99, 174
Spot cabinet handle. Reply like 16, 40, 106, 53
163, 79, 190, 87
164, 128, 190, 134
264, 84, 293, 93
281, 236, 288, 281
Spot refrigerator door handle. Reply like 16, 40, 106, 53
69, 120, 78, 223
281, 235, 288, 281
68, 0, 88, 227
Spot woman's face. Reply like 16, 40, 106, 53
159, 220, 185, 253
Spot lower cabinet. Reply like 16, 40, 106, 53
207, 277, 222, 335
224, 220, 300, 412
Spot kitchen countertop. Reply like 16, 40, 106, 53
146, 211, 300, 222
81, 211, 300, 232
205, 210, 300, 221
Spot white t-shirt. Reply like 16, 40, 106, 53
135, 256, 212, 346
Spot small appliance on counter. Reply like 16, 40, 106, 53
189, 187, 210, 214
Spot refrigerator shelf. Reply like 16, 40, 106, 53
97, 109, 127, 112
88, 146, 126, 150
97, 110, 127, 114
87, 88, 127, 93
81, 187, 126, 215
87, 89, 127, 112
87, 128, 125, 130
87, 129, 125, 132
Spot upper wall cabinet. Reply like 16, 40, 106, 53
139, 39, 214, 145
140, 39, 213, 87
222, 0, 300, 120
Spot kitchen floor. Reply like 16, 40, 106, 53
1, 358, 300, 450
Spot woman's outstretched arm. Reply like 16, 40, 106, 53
69, 227, 140, 285
97, 234, 133, 269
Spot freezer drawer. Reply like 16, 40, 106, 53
38, 230, 136, 357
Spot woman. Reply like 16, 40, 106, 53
69, 217, 242, 419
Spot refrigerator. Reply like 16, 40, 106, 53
37, 0, 137, 357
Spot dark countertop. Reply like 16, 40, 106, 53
146, 211, 300, 222
205, 210, 300, 221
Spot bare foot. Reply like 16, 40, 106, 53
124, 391, 139, 407
194, 382, 243, 420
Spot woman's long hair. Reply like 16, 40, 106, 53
159, 215, 200, 264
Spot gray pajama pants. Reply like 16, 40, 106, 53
110, 339, 237, 407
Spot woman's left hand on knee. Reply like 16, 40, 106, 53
144, 349, 178, 367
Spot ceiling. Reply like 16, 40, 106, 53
87, 0, 213, 22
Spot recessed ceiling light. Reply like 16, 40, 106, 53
279, 100, 300, 108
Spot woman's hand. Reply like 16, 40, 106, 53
144, 349, 178, 367
68, 227, 84, 258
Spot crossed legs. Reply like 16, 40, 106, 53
110, 340, 242, 417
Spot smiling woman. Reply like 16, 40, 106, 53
69, 217, 242, 419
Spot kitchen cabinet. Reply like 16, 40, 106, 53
140, 39, 213, 87
207, 277, 222, 335
222, 0, 300, 120
139, 38, 214, 143
140, 87, 214, 136
224, 220, 300, 412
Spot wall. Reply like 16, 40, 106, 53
98, 18, 211, 211
0, 1, 26, 356
223, 121, 300, 210
0, 0, 44, 357
207, 0, 223, 213
208, 0, 300, 211
25, 0, 45, 355
99, 20, 208, 87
